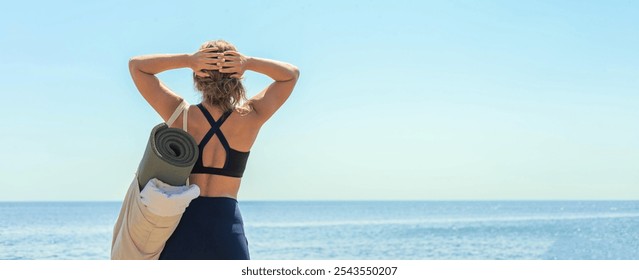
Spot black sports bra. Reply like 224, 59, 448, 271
190, 103, 250, 178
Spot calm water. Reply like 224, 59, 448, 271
0, 201, 638, 260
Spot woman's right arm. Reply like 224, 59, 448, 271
221, 52, 300, 124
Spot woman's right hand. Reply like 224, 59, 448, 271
220, 50, 250, 79
189, 47, 224, 77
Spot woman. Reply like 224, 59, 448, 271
128, 40, 300, 259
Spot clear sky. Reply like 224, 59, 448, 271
1, 0, 637, 201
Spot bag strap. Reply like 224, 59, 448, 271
165, 100, 189, 132
182, 103, 188, 132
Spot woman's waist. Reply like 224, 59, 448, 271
190, 174, 241, 198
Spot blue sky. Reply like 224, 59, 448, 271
1, 0, 637, 201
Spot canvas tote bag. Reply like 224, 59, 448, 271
111, 101, 200, 260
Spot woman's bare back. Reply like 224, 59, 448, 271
169, 103, 260, 198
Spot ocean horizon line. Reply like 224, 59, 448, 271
1, 199, 638, 203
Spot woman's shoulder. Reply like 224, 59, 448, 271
231, 103, 263, 127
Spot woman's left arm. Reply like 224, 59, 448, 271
128, 47, 221, 121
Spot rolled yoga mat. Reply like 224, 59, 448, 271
137, 123, 199, 190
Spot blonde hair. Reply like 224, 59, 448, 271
193, 40, 249, 114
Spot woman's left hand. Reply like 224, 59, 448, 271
189, 47, 224, 77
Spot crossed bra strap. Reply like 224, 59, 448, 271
196, 103, 232, 151
191, 104, 249, 178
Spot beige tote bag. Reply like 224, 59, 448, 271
111, 101, 199, 260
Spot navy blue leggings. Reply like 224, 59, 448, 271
159, 197, 250, 260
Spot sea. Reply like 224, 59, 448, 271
0, 201, 637, 260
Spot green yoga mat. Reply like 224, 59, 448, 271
137, 123, 199, 190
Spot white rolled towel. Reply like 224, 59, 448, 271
139, 178, 201, 217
